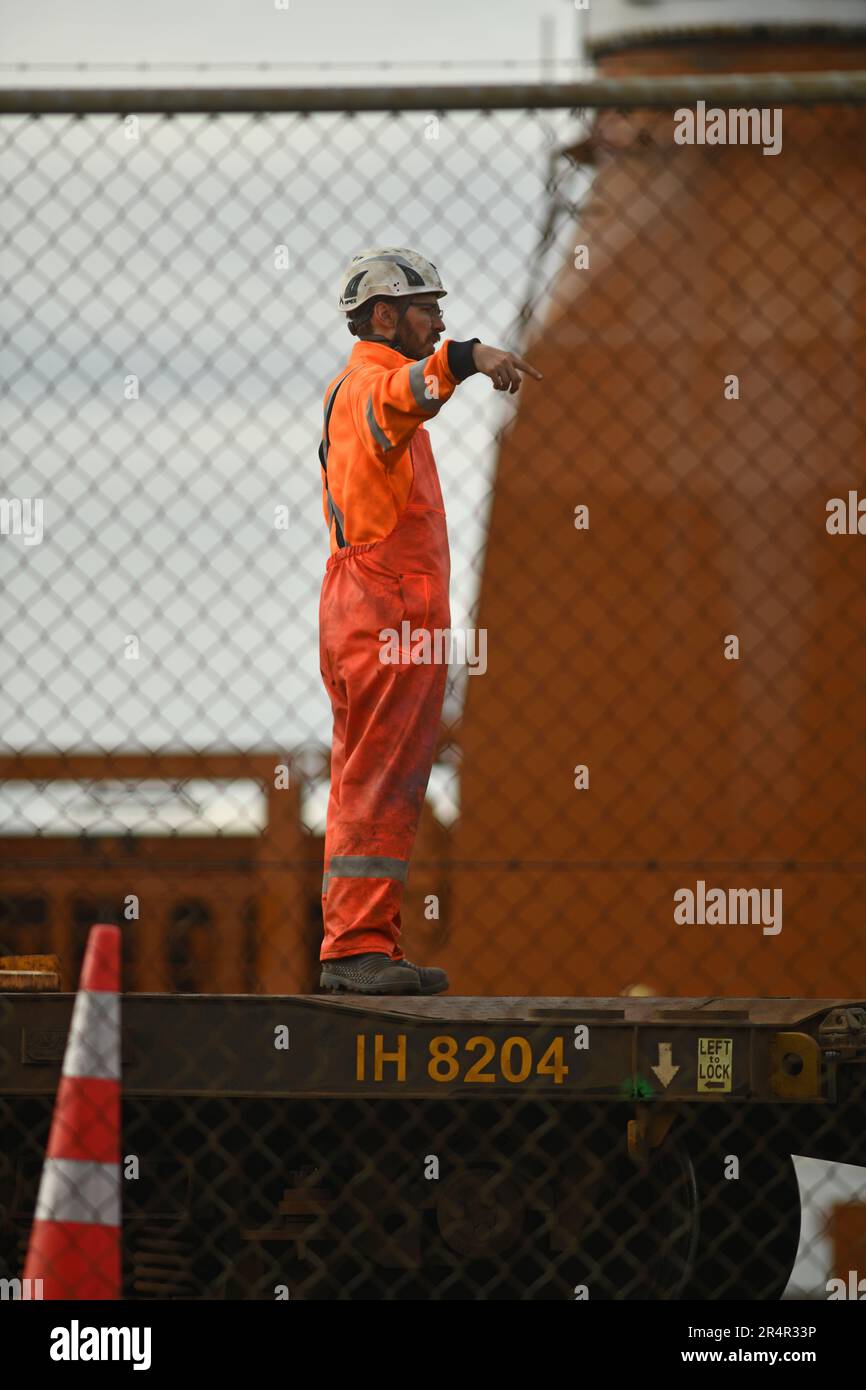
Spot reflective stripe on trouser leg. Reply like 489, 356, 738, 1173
328, 855, 409, 881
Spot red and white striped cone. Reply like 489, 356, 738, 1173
24, 923, 121, 1299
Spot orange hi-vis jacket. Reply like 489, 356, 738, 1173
319, 337, 479, 551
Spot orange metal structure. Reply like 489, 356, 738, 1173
441, 28, 866, 996
0, 753, 313, 994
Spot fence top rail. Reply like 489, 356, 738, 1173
2, 72, 866, 115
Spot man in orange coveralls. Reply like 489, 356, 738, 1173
318, 247, 541, 995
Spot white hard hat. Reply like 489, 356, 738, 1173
338, 247, 447, 314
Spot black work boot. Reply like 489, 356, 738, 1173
320, 953, 449, 996
400, 958, 449, 995
319, 953, 417, 995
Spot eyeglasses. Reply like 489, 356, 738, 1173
407, 300, 444, 319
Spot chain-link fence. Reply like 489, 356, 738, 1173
1, 74, 865, 1299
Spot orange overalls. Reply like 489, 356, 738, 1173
318, 338, 462, 961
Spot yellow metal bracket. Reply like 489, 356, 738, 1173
770, 1031, 820, 1099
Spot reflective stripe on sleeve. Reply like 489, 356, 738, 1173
408, 358, 443, 415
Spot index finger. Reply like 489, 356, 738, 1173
512, 355, 544, 381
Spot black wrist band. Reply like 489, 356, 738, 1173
447, 338, 481, 383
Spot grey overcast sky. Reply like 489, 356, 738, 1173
0, 0, 587, 79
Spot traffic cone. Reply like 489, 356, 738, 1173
24, 923, 121, 1298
